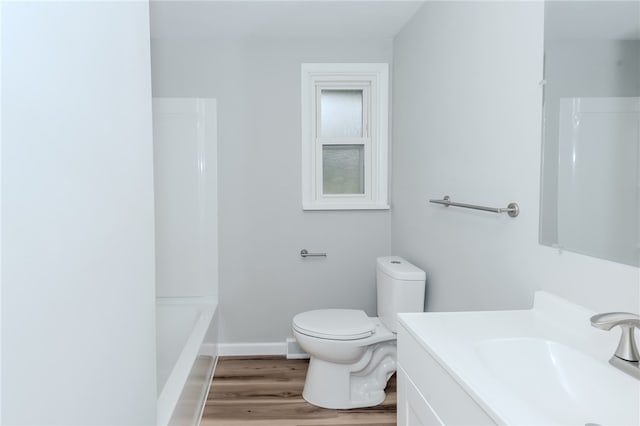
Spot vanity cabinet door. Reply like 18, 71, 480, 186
397, 323, 497, 426
397, 366, 443, 426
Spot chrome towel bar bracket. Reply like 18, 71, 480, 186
300, 249, 327, 258
429, 195, 520, 218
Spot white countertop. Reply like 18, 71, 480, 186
398, 292, 640, 425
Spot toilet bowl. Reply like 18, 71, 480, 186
293, 310, 396, 409
292, 256, 426, 409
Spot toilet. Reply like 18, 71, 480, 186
292, 256, 426, 409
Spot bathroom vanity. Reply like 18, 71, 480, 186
397, 324, 495, 425
397, 292, 640, 425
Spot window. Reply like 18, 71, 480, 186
301, 63, 389, 210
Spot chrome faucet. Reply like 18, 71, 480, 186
591, 312, 640, 379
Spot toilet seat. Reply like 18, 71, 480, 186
293, 309, 375, 340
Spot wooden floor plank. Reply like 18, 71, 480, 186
201, 356, 397, 426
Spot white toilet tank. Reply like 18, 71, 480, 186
376, 256, 426, 333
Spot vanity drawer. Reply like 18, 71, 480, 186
398, 324, 496, 426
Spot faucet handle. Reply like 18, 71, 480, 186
591, 312, 640, 330
591, 312, 640, 362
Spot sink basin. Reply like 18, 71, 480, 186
476, 337, 639, 425
398, 292, 640, 425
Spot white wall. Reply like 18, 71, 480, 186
151, 38, 392, 345
2, 2, 157, 424
0, 2, 3, 420
391, 2, 639, 314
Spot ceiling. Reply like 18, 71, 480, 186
150, 1, 425, 40
545, 1, 640, 41
150, 1, 640, 43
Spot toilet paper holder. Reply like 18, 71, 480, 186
300, 249, 327, 258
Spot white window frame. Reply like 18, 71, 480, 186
301, 63, 389, 210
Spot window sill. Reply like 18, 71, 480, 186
303, 204, 390, 211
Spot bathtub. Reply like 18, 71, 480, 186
156, 298, 217, 426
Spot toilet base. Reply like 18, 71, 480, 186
302, 342, 396, 409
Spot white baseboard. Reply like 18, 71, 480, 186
217, 342, 287, 356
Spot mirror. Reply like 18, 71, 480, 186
539, 1, 640, 267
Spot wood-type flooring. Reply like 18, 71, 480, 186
200, 356, 396, 426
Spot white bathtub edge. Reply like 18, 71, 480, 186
157, 300, 217, 426
195, 354, 218, 426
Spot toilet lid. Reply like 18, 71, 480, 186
293, 309, 375, 340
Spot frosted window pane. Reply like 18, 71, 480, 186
320, 90, 363, 138
322, 145, 364, 194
